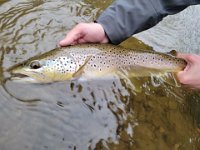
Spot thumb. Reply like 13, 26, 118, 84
177, 70, 185, 79
176, 59, 190, 84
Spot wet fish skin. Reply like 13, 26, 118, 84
10, 44, 187, 83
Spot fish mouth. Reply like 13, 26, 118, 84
10, 70, 38, 83
11, 68, 30, 78
11, 73, 29, 78
10, 73, 33, 82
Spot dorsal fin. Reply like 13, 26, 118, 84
167, 50, 177, 56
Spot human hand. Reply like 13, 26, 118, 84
177, 53, 200, 89
59, 23, 109, 46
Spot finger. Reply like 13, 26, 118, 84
177, 53, 198, 64
77, 38, 86, 44
177, 53, 189, 60
59, 28, 83, 46
59, 33, 81, 46
191, 85, 200, 90
59, 36, 73, 46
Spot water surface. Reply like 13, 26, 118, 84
135, 5, 200, 54
0, 1, 199, 150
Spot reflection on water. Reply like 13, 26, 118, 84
0, 1, 199, 150
0, 0, 104, 69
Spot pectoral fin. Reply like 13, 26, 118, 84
73, 56, 92, 78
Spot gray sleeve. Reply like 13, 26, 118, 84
97, 0, 200, 44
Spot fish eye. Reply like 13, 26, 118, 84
29, 60, 41, 69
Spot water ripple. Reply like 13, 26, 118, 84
0, 1, 199, 149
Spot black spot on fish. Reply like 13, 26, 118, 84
82, 98, 87, 102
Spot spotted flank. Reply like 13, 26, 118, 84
45, 57, 77, 74
10, 44, 186, 83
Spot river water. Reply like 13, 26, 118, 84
0, 1, 199, 150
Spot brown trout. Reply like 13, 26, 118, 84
10, 44, 186, 83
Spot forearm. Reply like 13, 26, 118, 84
97, 0, 200, 44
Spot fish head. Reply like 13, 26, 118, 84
11, 56, 78, 83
